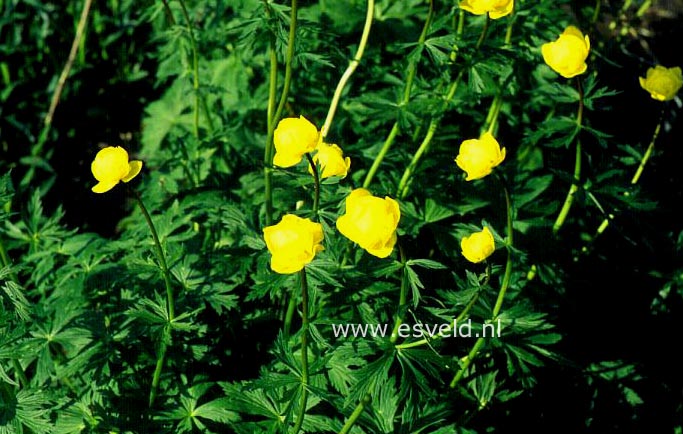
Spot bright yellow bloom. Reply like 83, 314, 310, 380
461, 227, 495, 263
273, 116, 320, 168
309, 143, 351, 179
455, 132, 506, 181
541, 26, 590, 79
460, 0, 513, 19
639, 65, 683, 101
263, 214, 324, 274
91, 146, 143, 193
336, 189, 400, 258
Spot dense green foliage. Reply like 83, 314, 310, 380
1, 0, 682, 432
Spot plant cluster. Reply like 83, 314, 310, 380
1, 0, 682, 432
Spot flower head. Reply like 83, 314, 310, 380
461, 226, 495, 263
455, 132, 506, 181
310, 143, 351, 179
460, 0, 513, 19
336, 188, 400, 258
273, 116, 320, 168
541, 26, 590, 78
639, 65, 683, 101
91, 146, 143, 193
263, 214, 324, 274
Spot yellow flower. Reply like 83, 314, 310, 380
91, 146, 143, 193
336, 189, 400, 258
541, 26, 590, 79
273, 116, 320, 168
460, 0, 513, 19
639, 65, 683, 101
309, 143, 351, 179
454, 132, 506, 181
461, 227, 495, 263
263, 214, 324, 274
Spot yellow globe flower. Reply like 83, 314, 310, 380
336, 189, 400, 258
639, 65, 683, 101
460, 0, 513, 19
309, 143, 351, 179
541, 26, 590, 79
263, 214, 324, 274
273, 116, 320, 168
91, 146, 143, 193
461, 226, 495, 264
454, 132, 506, 181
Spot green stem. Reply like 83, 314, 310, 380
177, 0, 203, 139
395, 286, 480, 350
362, 0, 434, 188
396, 17, 490, 199
132, 190, 175, 406
636, 0, 652, 17
631, 107, 665, 184
263, 0, 298, 225
321, 0, 374, 140
291, 269, 310, 434
283, 289, 297, 337
591, 0, 601, 24
338, 393, 372, 434
389, 243, 408, 343
450, 177, 513, 389
23, 0, 93, 188
305, 153, 320, 217
161, 0, 176, 25
552, 76, 584, 235
263, 1, 279, 225
583, 106, 666, 251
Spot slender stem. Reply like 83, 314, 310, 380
450, 177, 513, 389
283, 289, 297, 337
177, 0, 201, 139
148, 334, 169, 406
552, 76, 584, 235
272, 0, 298, 131
591, 0, 601, 24
305, 153, 320, 217
491, 181, 513, 318
263, 0, 298, 225
362, 0, 434, 188
321, 0, 374, 140
291, 269, 310, 434
636, 0, 652, 17
161, 0, 176, 25
40, 0, 93, 145
132, 190, 175, 406
133, 191, 175, 321
583, 106, 666, 251
631, 107, 665, 184
395, 286, 479, 350
396, 17, 490, 199
338, 393, 372, 434
389, 243, 408, 343
263, 0, 279, 225
23, 0, 93, 187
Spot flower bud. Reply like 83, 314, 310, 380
639, 65, 683, 101
541, 26, 590, 79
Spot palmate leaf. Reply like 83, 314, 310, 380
158, 380, 238, 432
0, 389, 53, 434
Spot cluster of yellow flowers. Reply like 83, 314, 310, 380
264, 116, 399, 274
540, 24, 682, 102
272, 115, 350, 178
90, 0, 682, 275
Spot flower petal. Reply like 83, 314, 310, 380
122, 160, 143, 183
